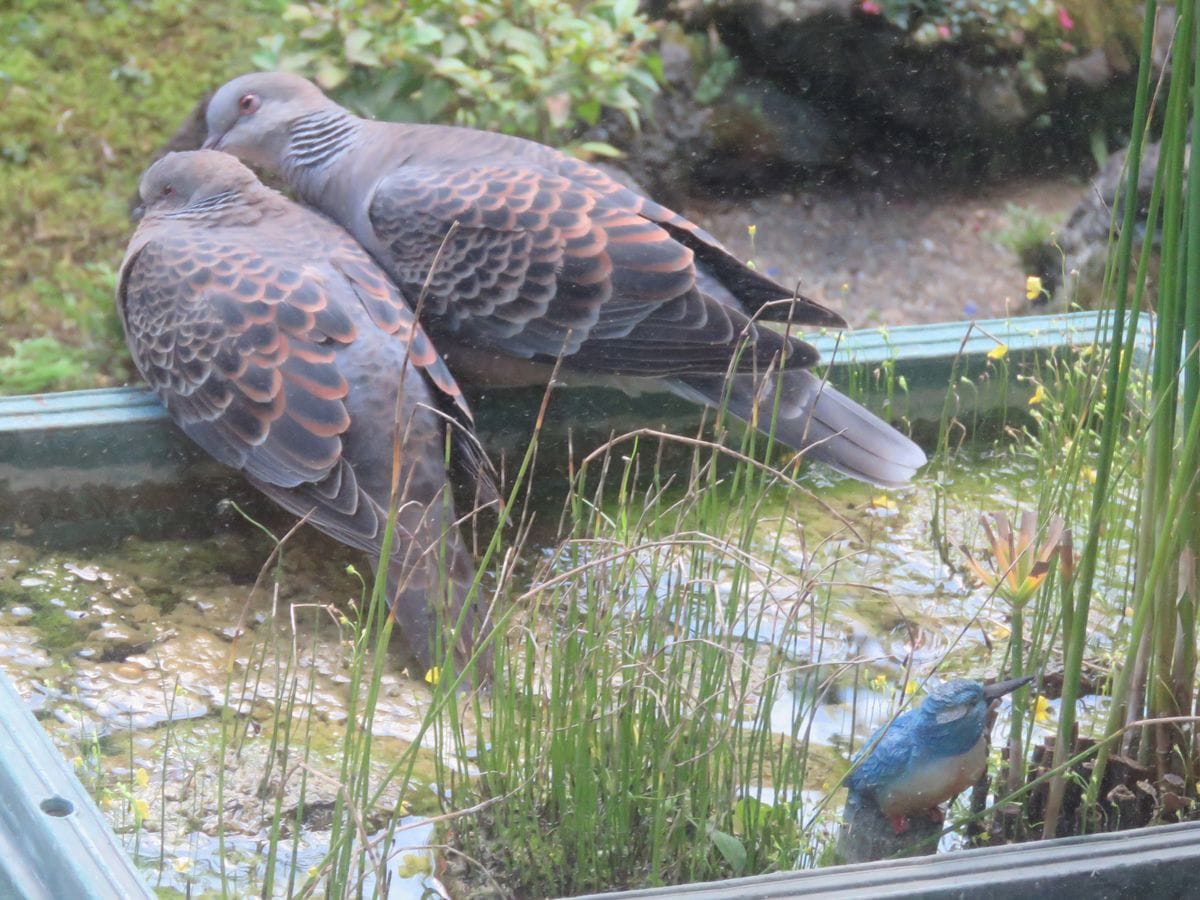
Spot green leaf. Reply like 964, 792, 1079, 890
282, 4, 313, 24
418, 79, 454, 120
343, 29, 381, 67
706, 824, 746, 875
501, 26, 545, 63
441, 32, 467, 58
732, 796, 772, 836
315, 59, 348, 89
406, 19, 445, 47
506, 53, 536, 78
278, 51, 316, 72
576, 97, 600, 125
644, 51, 664, 84
299, 20, 333, 42
568, 140, 626, 159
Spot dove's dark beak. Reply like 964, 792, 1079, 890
202, 133, 222, 150
131, 204, 145, 223
982, 674, 1035, 702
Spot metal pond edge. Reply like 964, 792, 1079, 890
0, 673, 153, 898
0, 310, 1157, 898
568, 818, 1200, 899
0, 309, 1155, 438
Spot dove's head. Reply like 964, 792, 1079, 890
135, 150, 261, 220
204, 72, 339, 171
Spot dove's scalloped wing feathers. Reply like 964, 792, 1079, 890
118, 150, 495, 673
119, 233, 354, 490
365, 159, 814, 374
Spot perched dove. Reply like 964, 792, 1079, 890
119, 150, 496, 677
204, 73, 926, 486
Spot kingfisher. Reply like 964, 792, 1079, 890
845, 675, 1035, 835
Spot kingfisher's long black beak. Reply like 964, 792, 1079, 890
982, 674, 1036, 702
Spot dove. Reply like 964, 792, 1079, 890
203, 72, 926, 486
118, 150, 497, 677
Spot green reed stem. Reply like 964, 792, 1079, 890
1046, 0, 1158, 834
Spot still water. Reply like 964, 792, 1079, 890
0, 443, 1130, 895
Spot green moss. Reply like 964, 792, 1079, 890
0, 564, 92, 651
0, 0, 285, 395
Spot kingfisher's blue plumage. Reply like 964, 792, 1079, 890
845, 676, 1032, 834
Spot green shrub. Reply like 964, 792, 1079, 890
867, 0, 1142, 99
255, 0, 661, 147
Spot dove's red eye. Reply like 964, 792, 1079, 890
238, 93, 261, 115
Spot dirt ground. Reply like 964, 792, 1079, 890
684, 175, 1088, 329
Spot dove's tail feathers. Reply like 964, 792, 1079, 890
671, 369, 927, 488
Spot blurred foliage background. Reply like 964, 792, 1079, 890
0, 0, 1149, 394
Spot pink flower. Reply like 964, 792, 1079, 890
861, 0, 881, 14
1058, 7, 1074, 30
937, 24, 951, 38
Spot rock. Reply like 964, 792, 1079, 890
1048, 141, 1164, 309
704, 77, 836, 184
645, 1, 1147, 184
837, 794, 942, 863
587, 27, 839, 200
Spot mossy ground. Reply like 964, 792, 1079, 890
0, 0, 283, 394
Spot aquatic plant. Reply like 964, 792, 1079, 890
1040, 0, 1200, 837
961, 510, 1070, 802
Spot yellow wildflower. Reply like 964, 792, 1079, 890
870, 673, 888, 691
1034, 694, 1053, 724
134, 767, 150, 789
1080, 466, 1097, 484
396, 853, 433, 878
987, 344, 1008, 361
172, 857, 193, 875
132, 797, 150, 823
990, 622, 1011, 641
424, 667, 440, 686
1025, 275, 1044, 300
747, 224, 757, 238
904, 679, 918, 696
870, 494, 896, 510
1028, 384, 1046, 405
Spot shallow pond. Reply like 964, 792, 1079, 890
0, 440, 1133, 895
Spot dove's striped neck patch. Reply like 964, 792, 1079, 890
287, 111, 358, 173
164, 188, 243, 220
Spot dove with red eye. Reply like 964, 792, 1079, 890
203, 71, 927, 487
